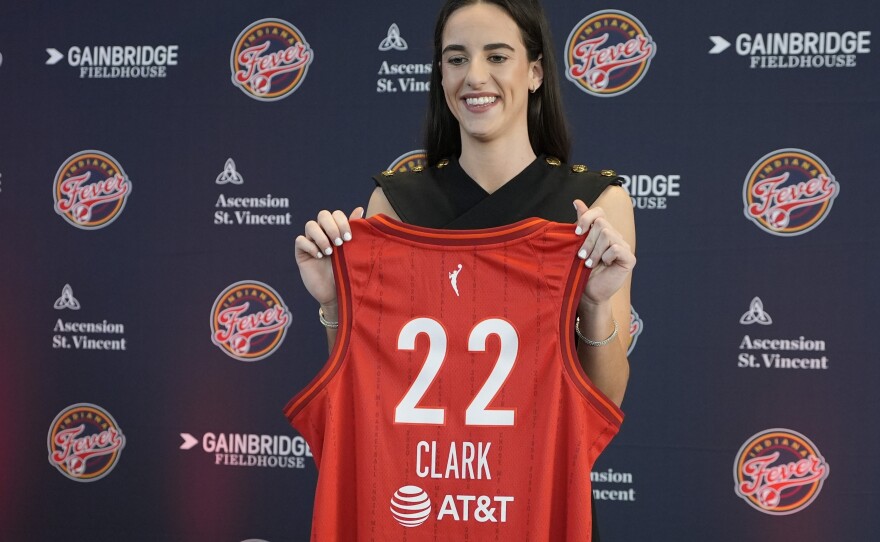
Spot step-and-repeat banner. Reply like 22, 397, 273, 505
1, 1, 877, 540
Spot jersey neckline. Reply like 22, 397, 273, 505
365, 214, 552, 246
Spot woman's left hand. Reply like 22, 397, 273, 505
573, 198, 636, 305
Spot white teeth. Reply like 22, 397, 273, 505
465, 96, 497, 106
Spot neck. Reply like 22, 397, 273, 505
458, 133, 537, 194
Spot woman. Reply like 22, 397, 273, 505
293, 0, 635, 538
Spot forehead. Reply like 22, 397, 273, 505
442, 3, 523, 49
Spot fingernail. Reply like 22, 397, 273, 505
585, 258, 593, 268
324, 247, 333, 255
575, 226, 583, 235
573, 201, 578, 209
578, 249, 587, 259
334, 237, 343, 246
343, 232, 352, 241
316, 252, 323, 259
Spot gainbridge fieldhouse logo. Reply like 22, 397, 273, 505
53, 150, 131, 229
743, 149, 839, 236
231, 18, 313, 101
734, 428, 829, 515
387, 150, 427, 173
565, 10, 656, 97
210, 280, 291, 362
47, 403, 126, 482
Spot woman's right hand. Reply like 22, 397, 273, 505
294, 207, 364, 310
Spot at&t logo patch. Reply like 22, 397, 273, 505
734, 428, 829, 515
53, 150, 131, 229
390, 486, 432, 527
743, 149, 839, 236
231, 18, 313, 101
47, 403, 126, 482
210, 281, 291, 361
565, 10, 656, 97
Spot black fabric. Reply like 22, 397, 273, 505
375, 154, 621, 540
373, 154, 623, 229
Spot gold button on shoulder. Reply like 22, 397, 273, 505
411, 165, 424, 173
436, 159, 449, 168
571, 164, 587, 173
545, 156, 561, 166
600, 169, 617, 177
381, 170, 395, 177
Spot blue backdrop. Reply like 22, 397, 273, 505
1, 0, 877, 540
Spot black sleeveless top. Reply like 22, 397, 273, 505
373, 154, 623, 228
374, 154, 623, 540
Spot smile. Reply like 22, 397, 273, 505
464, 96, 497, 106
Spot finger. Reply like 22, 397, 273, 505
584, 218, 623, 268
574, 205, 605, 236
295, 234, 324, 260
573, 199, 588, 234
585, 221, 612, 268
600, 242, 637, 270
331, 210, 353, 242
305, 219, 334, 256
577, 212, 609, 261
341, 206, 365, 241
573, 199, 588, 221
316, 210, 343, 248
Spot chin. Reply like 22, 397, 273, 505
458, 123, 498, 142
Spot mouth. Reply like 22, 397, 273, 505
464, 96, 497, 106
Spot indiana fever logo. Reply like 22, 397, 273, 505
565, 10, 656, 97
734, 428, 829, 515
53, 150, 131, 229
627, 306, 643, 356
231, 18, 313, 101
743, 149, 839, 236
210, 280, 291, 361
387, 149, 427, 173
47, 403, 126, 482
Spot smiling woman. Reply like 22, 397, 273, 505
292, 1, 636, 540
438, 3, 541, 187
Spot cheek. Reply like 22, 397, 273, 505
441, 73, 459, 108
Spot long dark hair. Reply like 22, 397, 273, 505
425, 0, 571, 165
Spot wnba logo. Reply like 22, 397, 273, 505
387, 150, 427, 173
47, 403, 126, 482
53, 150, 131, 229
564, 10, 656, 97
231, 18, 313, 101
210, 280, 291, 361
743, 149, 839, 236
734, 428, 829, 515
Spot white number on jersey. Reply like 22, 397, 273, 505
394, 317, 517, 426
395, 318, 447, 424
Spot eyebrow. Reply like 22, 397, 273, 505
441, 42, 516, 55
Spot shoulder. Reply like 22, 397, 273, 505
372, 159, 449, 188
552, 158, 624, 187
366, 187, 400, 220
370, 160, 452, 223
544, 156, 626, 206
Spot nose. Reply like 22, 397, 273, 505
464, 57, 489, 88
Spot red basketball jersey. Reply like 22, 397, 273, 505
285, 215, 623, 541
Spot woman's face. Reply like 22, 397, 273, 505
440, 2, 542, 147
